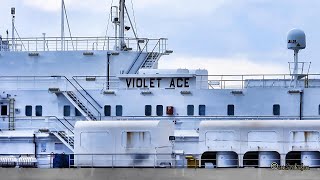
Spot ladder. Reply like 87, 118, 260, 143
8, 98, 15, 130
141, 52, 161, 69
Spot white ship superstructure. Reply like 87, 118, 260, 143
0, 0, 319, 169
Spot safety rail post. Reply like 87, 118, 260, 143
75, 37, 78, 51
241, 75, 244, 89
158, 39, 161, 54
35, 38, 38, 52
107, 37, 110, 50
55, 38, 58, 51
86, 40, 88, 51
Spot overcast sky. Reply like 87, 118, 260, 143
0, 0, 319, 75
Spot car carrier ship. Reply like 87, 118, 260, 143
1, 1, 320, 178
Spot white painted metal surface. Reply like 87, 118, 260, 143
0, 0, 319, 169
74, 120, 174, 167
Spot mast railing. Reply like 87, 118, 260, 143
0, 37, 168, 52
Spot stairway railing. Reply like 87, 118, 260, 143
140, 39, 161, 69
126, 39, 150, 74
52, 116, 74, 135
53, 76, 102, 120
72, 77, 102, 109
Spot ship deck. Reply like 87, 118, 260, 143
1, 168, 320, 180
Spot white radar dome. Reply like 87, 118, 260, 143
287, 28, 306, 50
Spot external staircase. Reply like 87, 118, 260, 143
49, 87, 100, 121
50, 117, 75, 151
51, 130, 74, 151
141, 52, 161, 69
62, 91, 98, 121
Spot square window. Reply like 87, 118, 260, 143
116, 105, 123, 116
1, 105, 7, 115
63, 105, 70, 116
227, 104, 234, 116
187, 105, 194, 116
35, 105, 42, 116
199, 105, 206, 116
145, 105, 152, 116
273, 104, 280, 116
25, 105, 32, 116
156, 105, 163, 116
104, 105, 111, 116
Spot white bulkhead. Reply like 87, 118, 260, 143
74, 120, 174, 167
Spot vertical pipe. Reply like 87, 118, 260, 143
300, 91, 303, 120
294, 50, 299, 87
42, 33, 46, 51
0, 35, 2, 51
107, 53, 110, 89
33, 134, 37, 158
61, 0, 65, 51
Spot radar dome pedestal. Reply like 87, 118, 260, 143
287, 29, 306, 50
287, 28, 307, 87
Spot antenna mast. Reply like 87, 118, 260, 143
61, 0, 65, 51
119, 0, 126, 50
287, 28, 306, 87
11, 7, 15, 51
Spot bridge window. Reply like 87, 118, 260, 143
1, 105, 7, 115
116, 105, 123, 116
187, 105, 194, 116
63, 105, 70, 116
273, 104, 280, 116
75, 108, 82, 116
227, 104, 234, 116
145, 105, 152, 116
35, 105, 42, 116
25, 105, 32, 116
199, 105, 206, 116
156, 105, 163, 116
104, 105, 111, 116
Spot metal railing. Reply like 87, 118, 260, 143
2, 74, 320, 91
202, 74, 320, 89
72, 74, 320, 90
0, 37, 168, 52
0, 153, 316, 169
